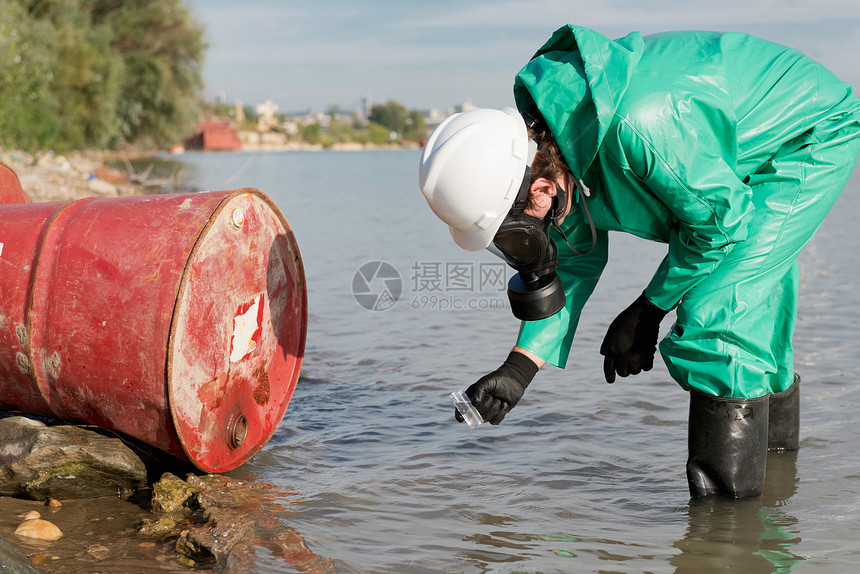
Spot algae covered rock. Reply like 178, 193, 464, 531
138, 472, 206, 541
172, 474, 337, 573
0, 416, 147, 500
149, 472, 204, 516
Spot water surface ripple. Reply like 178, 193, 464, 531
177, 150, 860, 573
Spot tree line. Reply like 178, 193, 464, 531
1, 0, 428, 152
0, 0, 205, 152
209, 100, 427, 148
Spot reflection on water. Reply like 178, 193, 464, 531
672, 453, 802, 573
171, 151, 860, 574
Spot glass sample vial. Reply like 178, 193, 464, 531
450, 390, 484, 429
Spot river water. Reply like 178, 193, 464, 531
165, 149, 859, 573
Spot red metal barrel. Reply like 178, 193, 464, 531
0, 161, 30, 204
0, 188, 307, 472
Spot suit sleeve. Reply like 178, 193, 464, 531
515, 212, 609, 368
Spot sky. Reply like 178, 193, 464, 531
188, 0, 860, 114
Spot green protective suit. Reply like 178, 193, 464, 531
513, 26, 860, 398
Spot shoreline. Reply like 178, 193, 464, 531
2, 144, 420, 205
2, 148, 170, 204
187, 141, 422, 153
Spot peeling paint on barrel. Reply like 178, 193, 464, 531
252, 363, 271, 406
16, 352, 31, 374
45, 351, 61, 379
230, 294, 264, 363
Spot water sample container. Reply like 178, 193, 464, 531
450, 390, 484, 429
0, 188, 307, 472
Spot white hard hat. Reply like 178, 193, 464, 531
418, 107, 537, 251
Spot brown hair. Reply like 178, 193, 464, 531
526, 126, 571, 211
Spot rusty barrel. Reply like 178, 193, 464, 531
0, 188, 307, 472
0, 161, 29, 204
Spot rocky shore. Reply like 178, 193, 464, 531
0, 413, 334, 574
1, 148, 187, 203
0, 152, 333, 573
0, 416, 335, 573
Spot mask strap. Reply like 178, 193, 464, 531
510, 165, 531, 211
549, 177, 597, 256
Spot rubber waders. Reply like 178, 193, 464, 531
686, 392, 769, 498
768, 374, 800, 452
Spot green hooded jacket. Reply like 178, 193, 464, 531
513, 25, 860, 368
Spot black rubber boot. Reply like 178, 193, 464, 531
768, 374, 800, 452
686, 391, 769, 498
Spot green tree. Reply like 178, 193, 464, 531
369, 100, 408, 140
0, 0, 60, 150
89, 0, 207, 148
0, 0, 122, 151
300, 122, 322, 145
211, 101, 235, 119
50, 0, 123, 149
367, 122, 392, 145
0, 0, 206, 151
325, 118, 351, 143
242, 104, 259, 127
404, 110, 426, 142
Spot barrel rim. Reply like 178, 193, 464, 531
164, 187, 308, 472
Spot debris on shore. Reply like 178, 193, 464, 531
1, 148, 189, 204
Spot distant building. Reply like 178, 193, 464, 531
425, 101, 480, 131
459, 100, 477, 112
361, 96, 372, 123
256, 100, 280, 132
185, 120, 242, 151
235, 100, 245, 124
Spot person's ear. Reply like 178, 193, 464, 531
528, 177, 557, 199
523, 177, 557, 217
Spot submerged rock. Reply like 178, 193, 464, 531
0, 416, 147, 501
86, 543, 111, 561
136, 472, 205, 541
145, 473, 336, 573
0, 536, 46, 573
138, 516, 182, 540
13, 518, 63, 541
149, 472, 204, 516
0, 414, 334, 572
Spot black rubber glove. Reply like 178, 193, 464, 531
600, 292, 668, 383
456, 351, 539, 425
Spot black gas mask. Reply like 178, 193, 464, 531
491, 170, 566, 321
490, 130, 596, 321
